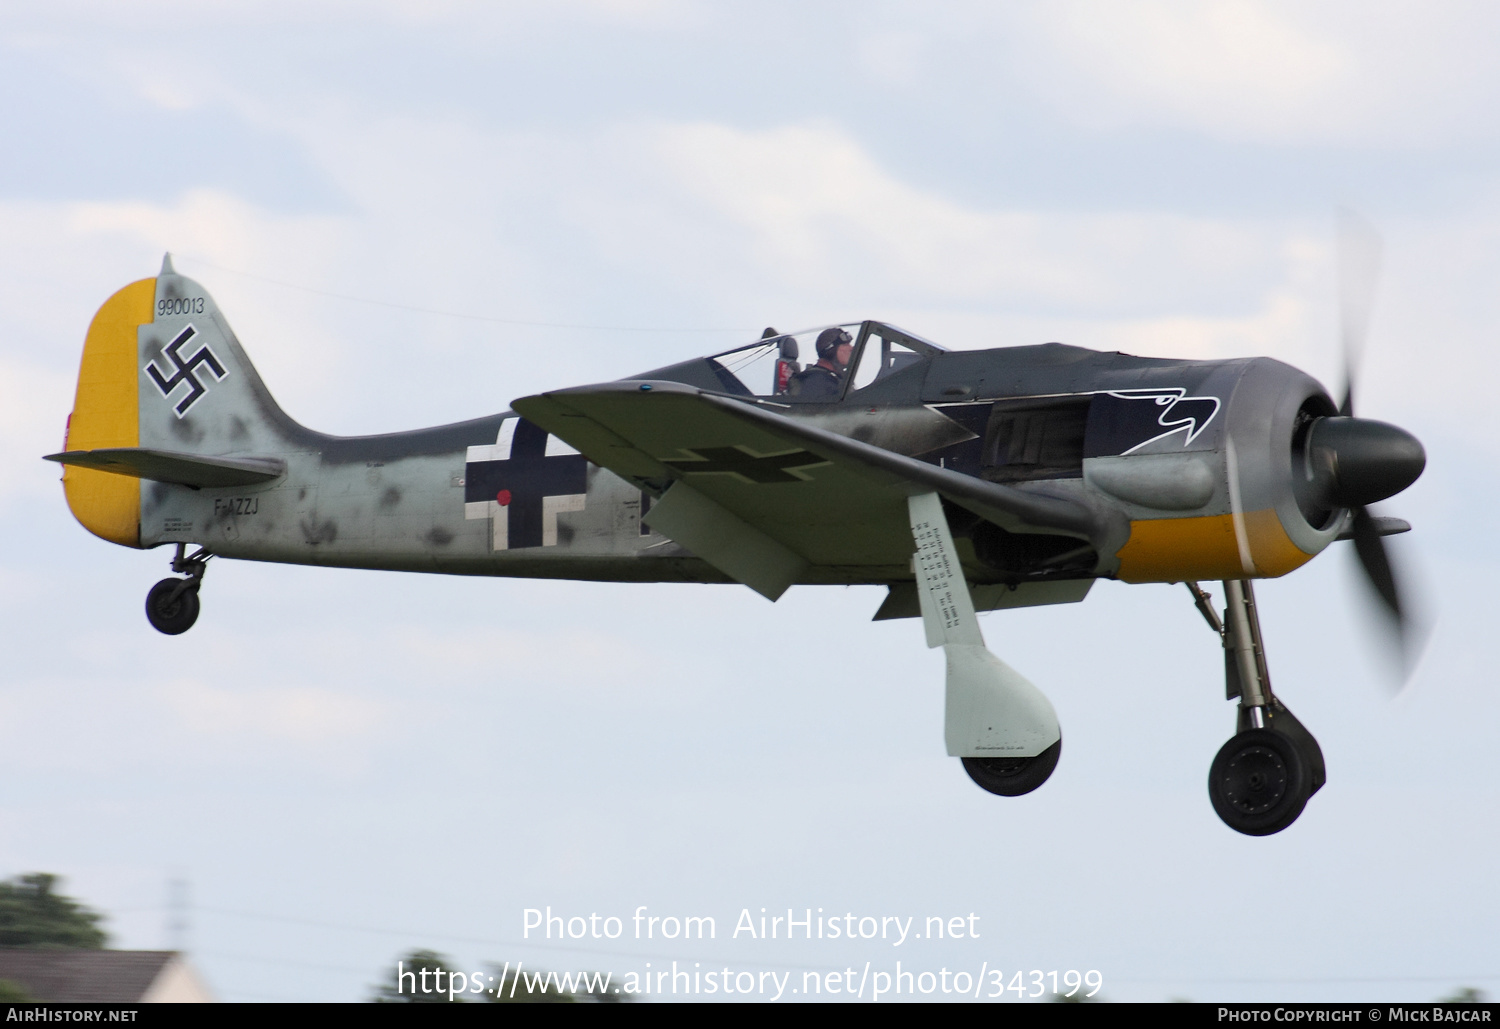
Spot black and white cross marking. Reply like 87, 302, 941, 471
660, 446, 829, 484
145, 325, 228, 417
464, 419, 587, 550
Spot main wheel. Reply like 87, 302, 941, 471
146, 578, 200, 635
1208, 728, 1310, 836
962, 738, 1062, 797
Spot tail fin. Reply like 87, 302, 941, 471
54, 255, 299, 547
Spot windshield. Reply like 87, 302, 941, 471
708, 325, 858, 399
707, 322, 945, 400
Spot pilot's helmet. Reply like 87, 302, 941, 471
815, 326, 853, 361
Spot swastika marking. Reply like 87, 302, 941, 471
145, 325, 228, 417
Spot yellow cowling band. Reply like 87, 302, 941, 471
1114, 510, 1313, 583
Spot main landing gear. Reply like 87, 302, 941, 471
962, 738, 1062, 797
1187, 580, 1326, 836
146, 544, 211, 635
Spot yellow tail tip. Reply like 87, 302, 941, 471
60, 277, 156, 548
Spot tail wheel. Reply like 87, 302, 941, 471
961, 738, 1062, 797
146, 578, 200, 636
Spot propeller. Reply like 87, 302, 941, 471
1337, 209, 1383, 417
1302, 210, 1426, 674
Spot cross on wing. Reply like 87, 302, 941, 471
661, 446, 829, 483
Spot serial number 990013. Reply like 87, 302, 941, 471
158, 297, 205, 316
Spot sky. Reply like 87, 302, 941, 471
1, 0, 1497, 1003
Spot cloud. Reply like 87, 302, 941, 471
560, 119, 1304, 319
0, 7, 1494, 1004
0, 77, 1493, 502
993, 0, 1500, 147
0, 666, 393, 778
856, 29, 929, 88
1022, 1, 1351, 140
155, 678, 388, 744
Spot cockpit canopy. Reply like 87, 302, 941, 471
638, 321, 947, 402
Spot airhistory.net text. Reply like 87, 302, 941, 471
522, 906, 982, 945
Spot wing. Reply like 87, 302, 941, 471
512, 379, 1104, 600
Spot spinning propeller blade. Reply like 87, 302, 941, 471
1331, 211, 1425, 678
1348, 506, 1401, 623
1337, 208, 1383, 418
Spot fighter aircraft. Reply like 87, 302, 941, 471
47, 230, 1424, 836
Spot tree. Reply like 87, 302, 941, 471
370, 954, 477, 1008
369, 949, 625, 1003
0, 874, 107, 948
371, 949, 466, 1003
1051, 992, 1103, 1003
487, 966, 626, 1003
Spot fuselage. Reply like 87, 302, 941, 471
141, 332, 1342, 589
59, 274, 1356, 591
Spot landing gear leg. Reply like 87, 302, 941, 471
906, 493, 1063, 798
145, 544, 211, 636
1187, 580, 1325, 836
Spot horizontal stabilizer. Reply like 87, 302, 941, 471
45, 448, 285, 489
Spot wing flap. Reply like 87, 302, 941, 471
641, 481, 808, 600
45, 448, 285, 489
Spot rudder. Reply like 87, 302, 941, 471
61, 278, 155, 547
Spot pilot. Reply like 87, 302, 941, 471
788, 327, 853, 400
